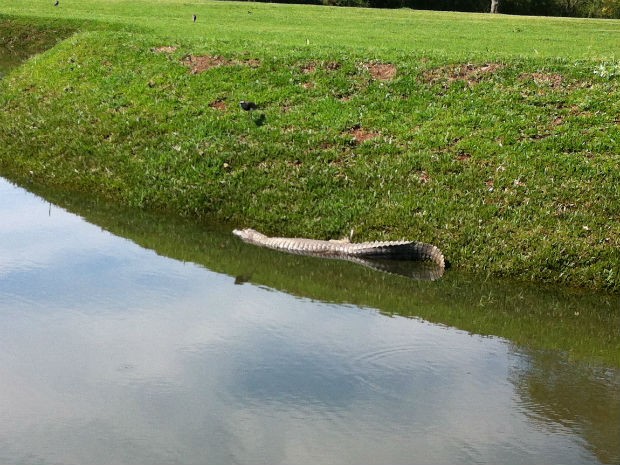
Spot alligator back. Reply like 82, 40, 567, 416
233, 228, 445, 269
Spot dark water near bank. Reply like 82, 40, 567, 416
0, 17, 76, 79
1, 177, 619, 465
0, 54, 21, 79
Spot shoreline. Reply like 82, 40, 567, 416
1, 11, 618, 292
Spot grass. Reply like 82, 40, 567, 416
1, 0, 620, 58
0, 1, 619, 291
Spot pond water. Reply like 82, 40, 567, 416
1, 177, 619, 465
0, 54, 21, 79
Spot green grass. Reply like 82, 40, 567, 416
0, 1, 619, 291
1, 0, 620, 58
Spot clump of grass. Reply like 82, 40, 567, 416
0, 8, 619, 292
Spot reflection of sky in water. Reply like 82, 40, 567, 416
0, 178, 606, 465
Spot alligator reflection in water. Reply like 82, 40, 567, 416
342, 256, 444, 280
246, 254, 445, 281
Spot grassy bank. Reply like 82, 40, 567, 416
0, 2, 619, 291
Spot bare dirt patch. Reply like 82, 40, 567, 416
346, 124, 380, 143
244, 58, 261, 68
422, 63, 503, 86
363, 62, 397, 81
152, 46, 178, 54
456, 151, 472, 162
325, 61, 341, 71
301, 62, 317, 74
183, 55, 232, 73
182, 55, 261, 74
418, 170, 431, 184
301, 61, 341, 74
209, 99, 227, 111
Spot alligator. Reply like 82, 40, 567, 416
233, 228, 446, 280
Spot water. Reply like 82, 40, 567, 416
0, 54, 21, 79
1, 177, 619, 465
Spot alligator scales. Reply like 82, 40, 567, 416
233, 228, 446, 279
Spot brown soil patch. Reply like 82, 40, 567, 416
301, 61, 341, 74
363, 62, 397, 81
209, 99, 227, 111
301, 81, 315, 89
152, 46, 178, 54
325, 61, 341, 71
182, 55, 261, 74
183, 55, 232, 73
422, 63, 503, 86
347, 124, 380, 143
287, 159, 303, 168
244, 58, 261, 68
519, 72, 564, 88
301, 62, 316, 74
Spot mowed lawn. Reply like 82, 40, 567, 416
2, 0, 620, 58
0, 1, 619, 291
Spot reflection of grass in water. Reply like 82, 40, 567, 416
26, 181, 620, 369
0, 17, 77, 72
0, 51, 22, 78
512, 348, 620, 464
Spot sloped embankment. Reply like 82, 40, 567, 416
0, 31, 618, 291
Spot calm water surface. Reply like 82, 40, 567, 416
1, 177, 619, 465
